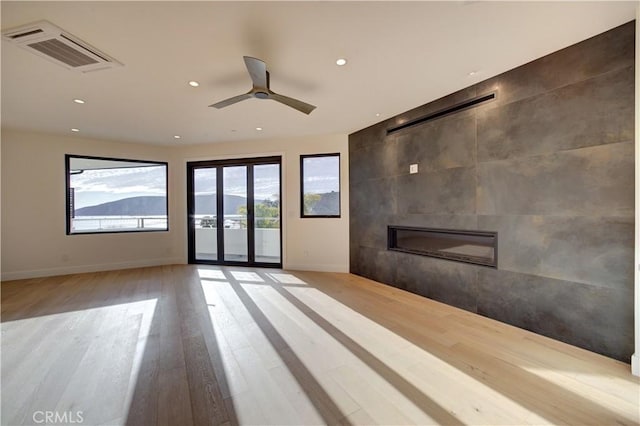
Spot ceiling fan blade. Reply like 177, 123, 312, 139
209, 93, 252, 109
269, 92, 316, 115
243, 56, 268, 89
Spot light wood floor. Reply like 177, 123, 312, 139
2, 265, 638, 425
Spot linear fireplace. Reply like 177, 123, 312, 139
388, 226, 497, 268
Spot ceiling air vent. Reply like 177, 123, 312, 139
2, 20, 122, 72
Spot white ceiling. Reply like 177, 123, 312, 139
1, 1, 636, 146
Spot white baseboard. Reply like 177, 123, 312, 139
632, 353, 639, 377
285, 263, 349, 273
1, 257, 185, 281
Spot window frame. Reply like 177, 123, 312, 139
186, 155, 283, 268
299, 153, 341, 219
65, 154, 169, 235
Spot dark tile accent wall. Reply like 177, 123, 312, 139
348, 21, 635, 362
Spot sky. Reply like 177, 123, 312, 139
70, 165, 167, 209
194, 164, 280, 201
194, 160, 339, 200
71, 158, 339, 209
301, 156, 340, 194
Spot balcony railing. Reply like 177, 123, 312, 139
71, 216, 168, 232
195, 215, 280, 230
71, 215, 280, 232
71, 215, 280, 259
194, 215, 281, 260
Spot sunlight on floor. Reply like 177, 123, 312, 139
278, 283, 545, 424
522, 365, 639, 409
229, 271, 265, 282
265, 272, 308, 285
196, 266, 549, 425
197, 268, 226, 280
2, 299, 158, 426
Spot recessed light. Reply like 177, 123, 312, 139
375, 113, 381, 117
336, 58, 347, 66
468, 71, 478, 76
174, 135, 181, 139
188, 81, 199, 87
73, 99, 85, 104
256, 127, 263, 131
71, 128, 80, 132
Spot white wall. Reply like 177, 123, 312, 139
0, 129, 181, 280
177, 133, 350, 273
0, 129, 349, 280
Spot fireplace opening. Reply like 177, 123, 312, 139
388, 226, 497, 268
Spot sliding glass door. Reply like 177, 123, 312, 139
187, 156, 281, 267
223, 165, 249, 262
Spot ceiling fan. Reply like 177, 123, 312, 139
209, 56, 316, 115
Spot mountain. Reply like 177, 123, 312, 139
194, 194, 247, 215
74, 194, 249, 216
75, 196, 167, 216
310, 191, 340, 215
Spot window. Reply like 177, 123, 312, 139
300, 153, 340, 218
65, 155, 168, 234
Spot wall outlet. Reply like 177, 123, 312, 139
409, 164, 419, 174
